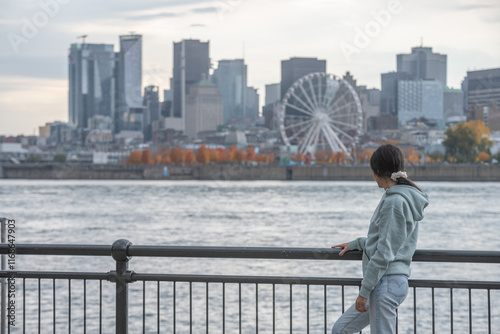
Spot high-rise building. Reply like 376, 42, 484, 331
263, 83, 281, 130
245, 87, 260, 122
280, 57, 326, 99
184, 79, 223, 138
397, 80, 444, 127
143, 85, 160, 141
443, 88, 464, 123
397, 46, 447, 86
265, 83, 281, 106
68, 43, 116, 129
465, 68, 500, 130
116, 34, 143, 133
212, 59, 247, 124
380, 71, 414, 116
172, 39, 210, 130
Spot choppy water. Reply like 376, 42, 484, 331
1, 180, 499, 333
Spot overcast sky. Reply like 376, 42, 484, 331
1, 0, 499, 136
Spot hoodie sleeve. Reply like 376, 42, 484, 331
359, 200, 411, 298
348, 237, 366, 251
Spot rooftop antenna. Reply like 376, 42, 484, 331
77, 35, 88, 44
242, 41, 245, 60
420, 37, 423, 47
129, 31, 136, 35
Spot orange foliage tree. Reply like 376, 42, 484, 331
404, 146, 420, 164
129, 150, 142, 164
234, 149, 246, 163
357, 149, 373, 164
209, 149, 220, 163
246, 146, 257, 162
184, 150, 196, 164
476, 152, 491, 162
141, 145, 279, 165
141, 149, 154, 164
315, 151, 326, 164
196, 145, 210, 165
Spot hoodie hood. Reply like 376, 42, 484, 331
386, 185, 429, 221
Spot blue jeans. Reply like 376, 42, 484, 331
331, 275, 408, 334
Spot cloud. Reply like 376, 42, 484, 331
455, 4, 497, 11
191, 7, 218, 14
128, 12, 183, 21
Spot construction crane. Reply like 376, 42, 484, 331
77, 35, 88, 44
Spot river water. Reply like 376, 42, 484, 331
1, 180, 499, 333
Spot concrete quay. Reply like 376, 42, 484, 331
1, 163, 500, 181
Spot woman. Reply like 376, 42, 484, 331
331, 144, 429, 334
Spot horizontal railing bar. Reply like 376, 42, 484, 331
0, 271, 110, 280
0, 244, 111, 256
409, 279, 500, 289
1, 244, 500, 263
132, 273, 363, 285
411, 249, 500, 263
131, 274, 500, 289
3, 271, 498, 290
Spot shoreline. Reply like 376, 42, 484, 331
1, 163, 500, 182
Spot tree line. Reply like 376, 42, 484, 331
128, 120, 497, 165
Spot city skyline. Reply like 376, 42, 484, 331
1, 0, 499, 136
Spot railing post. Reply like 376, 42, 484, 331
110, 239, 133, 334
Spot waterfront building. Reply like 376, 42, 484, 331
68, 43, 116, 129
397, 80, 444, 127
184, 79, 223, 139
397, 46, 447, 86
172, 39, 210, 131
212, 59, 247, 124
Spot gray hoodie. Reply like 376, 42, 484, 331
348, 185, 429, 298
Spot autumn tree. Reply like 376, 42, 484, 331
315, 151, 326, 164
234, 149, 246, 163
246, 146, 257, 162
335, 152, 346, 164
404, 146, 420, 164
476, 152, 491, 162
443, 120, 493, 163
142, 149, 154, 164
184, 150, 196, 164
170, 146, 184, 164
196, 145, 210, 164
356, 149, 374, 164
209, 149, 221, 163
129, 150, 143, 164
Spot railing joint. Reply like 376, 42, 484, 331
108, 270, 136, 284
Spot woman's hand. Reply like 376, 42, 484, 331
355, 295, 368, 312
331, 243, 350, 256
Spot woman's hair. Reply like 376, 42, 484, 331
370, 144, 422, 191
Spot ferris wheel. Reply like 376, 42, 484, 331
278, 72, 363, 155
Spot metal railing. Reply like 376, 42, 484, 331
1, 227, 500, 332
